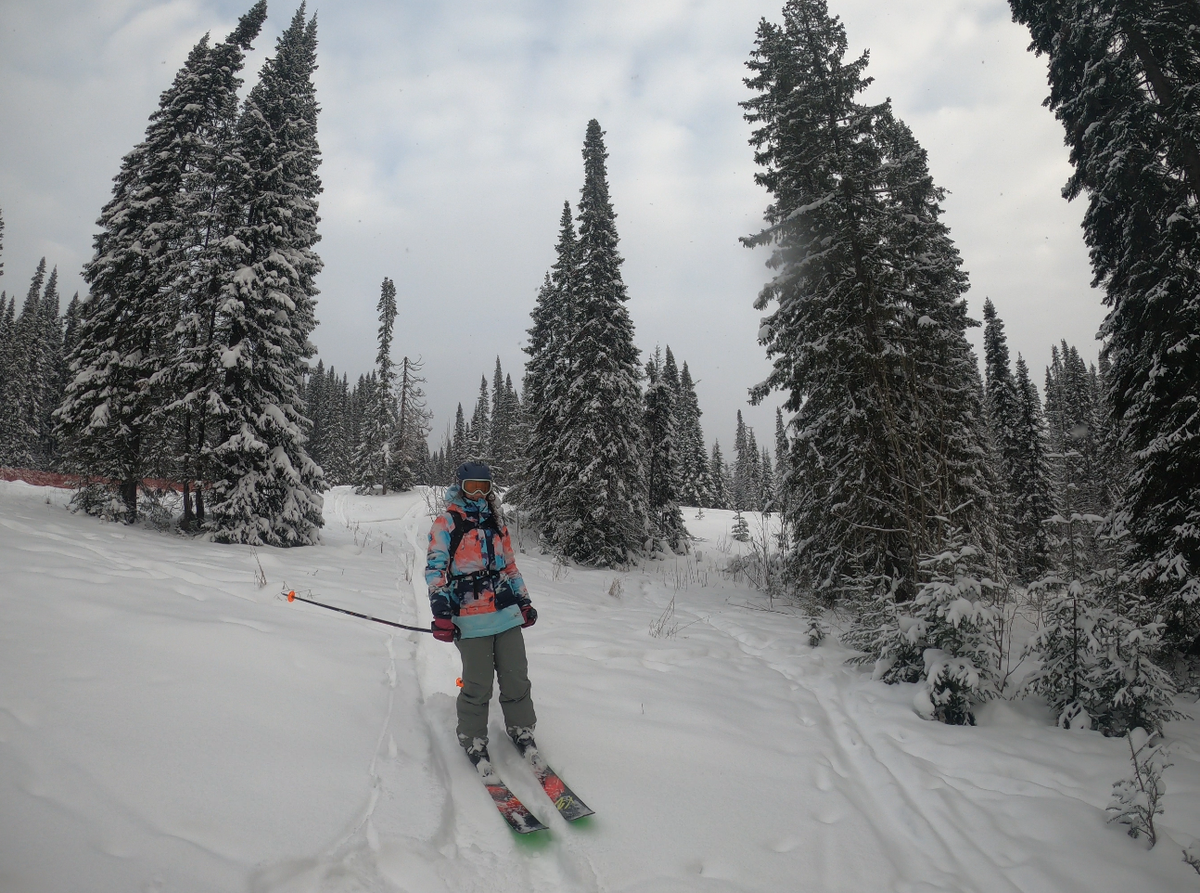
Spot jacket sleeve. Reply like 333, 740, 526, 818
498, 526, 530, 605
426, 513, 457, 619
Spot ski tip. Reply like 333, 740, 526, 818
287, 590, 295, 602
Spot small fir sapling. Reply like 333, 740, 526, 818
854, 530, 998, 725
1022, 515, 1182, 735
908, 538, 999, 725
805, 611, 825, 647
1107, 729, 1169, 848
732, 510, 750, 543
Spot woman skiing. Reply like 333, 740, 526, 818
426, 462, 539, 771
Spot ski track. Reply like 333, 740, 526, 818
252, 492, 600, 893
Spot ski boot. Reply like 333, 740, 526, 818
462, 736, 499, 783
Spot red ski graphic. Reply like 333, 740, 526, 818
476, 764, 548, 834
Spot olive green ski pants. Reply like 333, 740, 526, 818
454, 625, 536, 745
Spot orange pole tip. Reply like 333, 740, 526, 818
455, 677, 463, 688
287, 590, 296, 602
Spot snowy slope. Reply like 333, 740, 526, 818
1, 482, 1198, 892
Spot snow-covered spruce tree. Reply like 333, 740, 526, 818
982, 298, 1021, 566
709, 440, 730, 510
353, 277, 398, 494
0, 260, 66, 471
34, 267, 65, 470
159, 2, 268, 528
743, 2, 994, 618
1010, 0, 1200, 649
519, 202, 579, 541
552, 121, 648, 566
1045, 342, 1104, 518
303, 360, 331, 476
487, 357, 511, 484
488, 362, 523, 487
0, 293, 11, 412
772, 407, 792, 521
1010, 354, 1056, 581
205, 5, 324, 545
1094, 354, 1129, 519
467, 375, 490, 463
504, 374, 525, 476
731, 410, 757, 512
0, 209, 5, 409
0, 260, 48, 468
55, 293, 83, 461
389, 355, 431, 492
732, 510, 751, 543
675, 361, 713, 508
644, 348, 687, 553
1023, 513, 1181, 735
56, 4, 267, 521
308, 366, 351, 486
450, 403, 468, 472
865, 526, 999, 725
759, 445, 776, 513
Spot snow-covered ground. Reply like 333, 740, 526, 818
2, 481, 1199, 892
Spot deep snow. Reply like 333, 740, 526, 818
1, 481, 1199, 892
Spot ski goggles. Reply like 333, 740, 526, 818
461, 479, 491, 497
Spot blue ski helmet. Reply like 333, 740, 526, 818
455, 461, 492, 483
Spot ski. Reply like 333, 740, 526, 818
475, 762, 549, 834
517, 744, 595, 822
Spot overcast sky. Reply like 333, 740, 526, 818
0, 0, 1105, 455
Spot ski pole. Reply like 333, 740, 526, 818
286, 589, 433, 634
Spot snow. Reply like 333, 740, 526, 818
2, 482, 1200, 892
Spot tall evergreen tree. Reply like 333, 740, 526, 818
34, 266, 64, 468
709, 439, 730, 510
982, 298, 1021, 564
732, 410, 758, 512
1009, 0, 1200, 643
1044, 341, 1102, 517
0, 260, 48, 468
205, 5, 324, 545
743, 0, 993, 610
488, 357, 509, 481
354, 277, 397, 493
675, 361, 712, 508
390, 355, 430, 491
644, 348, 687, 551
0, 293, 11, 413
304, 359, 331, 475
57, 4, 268, 520
521, 203, 579, 537
553, 120, 648, 565
162, 1, 270, 527
451, 403, 468, 471
1011, 354, 1056, 580
468, 375, 490, 462
773, 407, 792, 518
487, 358, 521, 485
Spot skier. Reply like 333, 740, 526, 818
426, 462, 539, 773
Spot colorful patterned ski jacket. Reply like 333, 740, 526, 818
425, 486, 530, 639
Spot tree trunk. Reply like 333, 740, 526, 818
121, 477, 139, 523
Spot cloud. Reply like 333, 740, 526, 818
0, 0, 1105, 456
